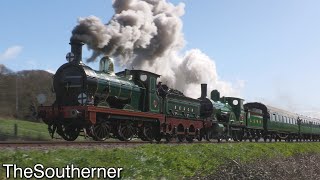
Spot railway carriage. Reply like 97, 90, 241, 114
244, 107, 264, 141
299, 115, 320, 141
244, 102, 320, 142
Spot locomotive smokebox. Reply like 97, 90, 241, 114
69, 38, 84, 63
201, 84, 207, 98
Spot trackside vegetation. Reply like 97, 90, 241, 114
0, 118, 50, 140
1, 143, 320, 179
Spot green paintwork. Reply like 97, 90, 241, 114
94, 72, 142, 110
300, 122, 320, 135
149, 76, 160, 113
116, 69, 161, 113
246, 112, 264, 129
218, 97, 245, 126
210, 100, 237, 125
165, 94, 200, 119
267, 112, 299, 133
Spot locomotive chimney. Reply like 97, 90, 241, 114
200, 84, 207, 98
69, 38, 84, 63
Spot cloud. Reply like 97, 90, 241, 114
0, 46, 23, 61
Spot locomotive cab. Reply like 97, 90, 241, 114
120, 70, 162, 113
221, 97, 245, 124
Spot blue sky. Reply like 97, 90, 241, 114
1, 0, 319, 117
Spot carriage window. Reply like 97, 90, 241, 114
284, 117, 286, 123
272, 114, 276, 121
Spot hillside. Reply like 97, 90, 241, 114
0, 65, 55, 120
0, 64, 13, 75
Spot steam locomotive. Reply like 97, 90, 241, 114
38, 39, 320, 142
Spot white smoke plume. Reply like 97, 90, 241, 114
71, 0, 243, 98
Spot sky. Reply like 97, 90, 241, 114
0, 0, 319, 118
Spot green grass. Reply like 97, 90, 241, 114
0, 118, 51, 140
1, 142, 320, 179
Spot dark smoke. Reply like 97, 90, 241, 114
71, 0, 243, 98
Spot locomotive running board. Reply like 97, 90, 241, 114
86, 106, 165, 124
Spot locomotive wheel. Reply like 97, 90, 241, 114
57, 123, 80, 141
91, 122, 110, 141
197, 135, 202, 141
255, 137, 259, 142
186, 136, 194, 143
155, 135, 162, 142
205, 130, 212, 141
177, 134, 185, 142
118, 124, 134, 141
269, 136, 272, 142
226, 137, 230, 142
165, 134, 174, 142
143, 126, 155, 141
232, 131, 238, 142
238, 135, 243, 142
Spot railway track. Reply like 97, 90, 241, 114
0, 140, 152, 148
2, 138, 315, 149
0, 139, 226, 148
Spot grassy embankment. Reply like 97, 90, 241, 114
0, 118, 50, 140
1, 142, 320, 179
